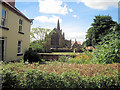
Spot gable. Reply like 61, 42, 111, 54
1, 0, 32, 23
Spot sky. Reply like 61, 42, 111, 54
14, 0, 119, 44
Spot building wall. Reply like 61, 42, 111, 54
65, 40, 71, 48
71, 42, 81, 52
59, 31, 65, 48
0, 5, 31, 61
50, 30, 66, 48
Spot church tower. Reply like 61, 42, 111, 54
57, 19, 60, 30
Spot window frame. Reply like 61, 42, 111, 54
1, 9, 7, 27
19, 19, 23, 32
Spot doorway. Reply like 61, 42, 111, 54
0, 39, 5, 61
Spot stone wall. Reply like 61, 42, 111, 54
38, 53, 76, 61
50, 48, 72, 52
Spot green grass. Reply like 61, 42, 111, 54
52, 52, 80, 55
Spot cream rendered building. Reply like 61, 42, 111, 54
0, 0, 33, 62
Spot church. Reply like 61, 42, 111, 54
44, 20, 81, 52
50, 20, 71, 48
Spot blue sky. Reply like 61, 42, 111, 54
15, 0, 119, 43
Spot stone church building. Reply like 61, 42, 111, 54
44, 20, 81, 52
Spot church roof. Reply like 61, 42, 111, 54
71, 41, 75, 45
57, 19, 60, 30
71, 41, 81, 45
77, 42, 81, 44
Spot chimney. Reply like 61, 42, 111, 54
6, 0, 15, 6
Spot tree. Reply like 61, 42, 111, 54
30, 27, 51, 53
86, 15, 117, 46
81, 41, 86, 48
30, 27, 57, 53
30, 27, 51, 43
30, 41, 44, 53
92, 24, 120, 64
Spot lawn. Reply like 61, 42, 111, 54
52, 52, 80, 55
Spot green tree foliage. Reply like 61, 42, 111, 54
86, 15, 116, 46
30, 41, 44, 53
30, 27, 51, 41
30, 27, 51, 52
92, 24, 120, 64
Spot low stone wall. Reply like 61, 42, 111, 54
50, 48, 72, 52
50, 48, 83, 53
38, 53, 77, 61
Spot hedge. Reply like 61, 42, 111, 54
2, 69, 120, 89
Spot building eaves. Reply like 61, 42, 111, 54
1, 0, 33, 23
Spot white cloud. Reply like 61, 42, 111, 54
62, 26, 87, 44
34, 15, 62, 23
66, 32, 86, 44
72, 15, 78, 18
77, 0, 119, 10
37, 0, 119, 13
38, 0, 68, 15
69, 9, 73, 12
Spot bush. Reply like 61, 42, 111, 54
24, 48, 42, 63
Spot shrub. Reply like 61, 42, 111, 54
24, 48, 42, 63
2, 72, 20, 88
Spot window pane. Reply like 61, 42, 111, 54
18, 41, 21, 46
1, 18, 6, 26
4, 10, 6, 18
2, 9, 4, 18
1, 19, 4, 26
18, 47, 21, 53
18, 41, 21, 53
2, 9, 6, 18
1, 9, 6, 26
19, 19, 22, 25
19, 26, 22, 32
19, 19, 22, 32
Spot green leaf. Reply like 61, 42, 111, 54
115, 49, 118, 53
